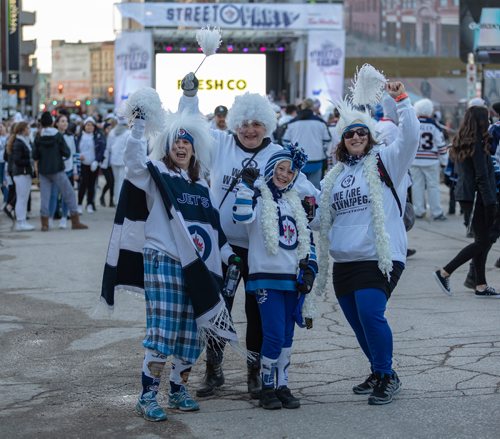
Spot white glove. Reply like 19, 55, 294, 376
232, 183, 255, 223
131, 118, 146, 140
90, 161, 98, 172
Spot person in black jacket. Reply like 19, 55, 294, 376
6, 121, 35, 231
434, 106, 499, 297
33, 112, 87, 231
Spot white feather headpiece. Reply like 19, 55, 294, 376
333, 98, 378, 142
149, 110, 213, 176
334, 63, 387, 141
350, 64, 387, 107
119, 87, 166, 138
196, 27, 222, 56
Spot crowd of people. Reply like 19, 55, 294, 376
3, 66, 500, 423
0, 109, 130, 231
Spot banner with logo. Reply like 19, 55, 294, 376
114, 31, 153, 109
116, 2, 342, 30
306, 30, 345, 111
475, 8, 500, 50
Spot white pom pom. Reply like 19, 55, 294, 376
350, 63, 387, 107
196, 26, 222, 56
119, 87, 166, 137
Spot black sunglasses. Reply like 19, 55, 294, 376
344, 128, 369, 139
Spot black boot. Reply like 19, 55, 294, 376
259, 388, 282, 410
196, 361, 224, 397
100, 195, 106, 207
275, 386, 300, 409
247, 361, 262, 399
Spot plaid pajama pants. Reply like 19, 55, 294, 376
143, 248, 202, 364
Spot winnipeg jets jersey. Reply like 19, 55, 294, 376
412, 117, 447, 167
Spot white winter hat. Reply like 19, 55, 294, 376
414, 99, 434, 117
468, 97, 487, 108
83, 116, 96, 126
226, 93, 277, 136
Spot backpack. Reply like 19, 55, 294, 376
273, 123, 288, 146
376, 154, 415, 232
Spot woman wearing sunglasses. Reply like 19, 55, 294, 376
312, 78, 419, 405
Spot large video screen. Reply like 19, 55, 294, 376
155, 53, 266, 115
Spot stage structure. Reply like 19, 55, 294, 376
115, 1, 345, 112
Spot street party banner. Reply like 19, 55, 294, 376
114, 31, 153, 109
116, 2, 343, 30
306, 30, 346, 111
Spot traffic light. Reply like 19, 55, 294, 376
52, 100, 58, 106
75, 100, 81, 107
107, 86, 114, 97
85, 99, 91, 106
57, 83, 64, 94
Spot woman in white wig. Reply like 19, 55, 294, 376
312, 71, 419, 405
180, 73, 318, 400
122, 98, 237, 422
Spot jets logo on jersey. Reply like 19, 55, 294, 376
341, 175, 355, 188
241, 157, 259, 169
188, 225, 212, 261
279, 215, 298, 250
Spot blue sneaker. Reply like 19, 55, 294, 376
135, 391, 167, 422
168, 387, 200, 411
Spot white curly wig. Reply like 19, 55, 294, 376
334, 98, 379, 142
149, 110, 213, 175
414, 98, 434, 117
226, 93, 277, 136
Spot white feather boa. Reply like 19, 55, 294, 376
316, 154, 393, 295
315, 163, 344, 296
259, 179, 309, 261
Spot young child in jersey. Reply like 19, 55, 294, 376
232, 144, 318, 410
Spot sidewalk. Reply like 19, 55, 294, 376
0, 190, 499, 439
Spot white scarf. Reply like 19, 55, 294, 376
316, 152, 392, 295
259, 178, 310, 261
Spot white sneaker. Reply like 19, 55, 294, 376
59, 217, 68, 229
15, 221, 35, 231
77, 205, 83, 214
48, 218, 54, 229
86, 205, 94, 214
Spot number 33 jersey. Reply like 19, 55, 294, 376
412, 117, 448, 167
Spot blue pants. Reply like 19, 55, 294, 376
337, 288, 393, 375
256, 289, 297, 359
49, 170, 73, 218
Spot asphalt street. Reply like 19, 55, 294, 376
0, 187, 499, 439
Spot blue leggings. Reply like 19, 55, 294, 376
337, 288, 393, 375
257, 289, 297, 359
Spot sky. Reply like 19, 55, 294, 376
22, 0, 118, 73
